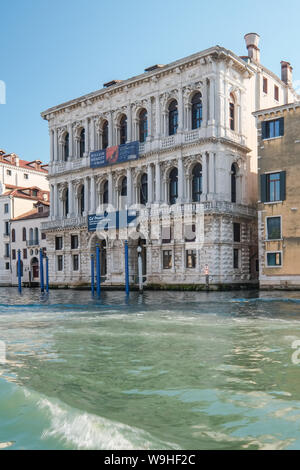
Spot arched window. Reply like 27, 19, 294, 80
121, 176, 127, 197
192, 163, 202, 202
169, 100, 178, 136
64, 133, 69, 161
29, 228, 33, 242
120, 115, 127, 145
103, 180, 109, 204
169, 168, 178, 205
140, 173, 148, 205
80, 185, 85, 214
191, 93, 203, 130
22, 227, 26, 242
34, 228, 39, 243
79, 129, 85, 158
102, 121, 108, 149
229, 94, 235, 131
139, 109, 148, 143
231, 163, 237, 203
64, 189, 69, 216
11, 229, 15, 243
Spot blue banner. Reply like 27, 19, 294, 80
88, 210, 137, 232
90, 141, 139, 169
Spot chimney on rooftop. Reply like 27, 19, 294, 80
244, 33, 260, 63
281, 61, 293, 86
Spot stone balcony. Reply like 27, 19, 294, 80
48, 129, 247, 176
42, 215, 87, 231
140, 201, 256, 219
42, 202, 256, 231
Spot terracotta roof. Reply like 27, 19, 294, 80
11, 207, 49, 221
0, 153, 48, 173
3, 185, 50, 202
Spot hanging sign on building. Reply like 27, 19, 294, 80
88, 210, 137, 232
90, 141, 139, 169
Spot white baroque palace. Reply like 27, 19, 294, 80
41, 34, 297, 289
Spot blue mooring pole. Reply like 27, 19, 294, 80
96, 244, 101, 297
39, 248, 45, 293
125, 241, 129, 296
91, 254, 95, 297
17, 249, 22, 294
46, 256, 49, 293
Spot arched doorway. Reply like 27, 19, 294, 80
31, 257, 39, 279
90, 237, 107, 278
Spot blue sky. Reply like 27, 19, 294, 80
0, 0, 299, 164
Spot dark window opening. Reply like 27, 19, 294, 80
163, 250, 172, 269
139, 109, 148, 143
191, 93, 202, 130
192, 163, 202, 202
120, 115, 127, 145
233, 223, 241, 242
169, 168, 178, 205
140, 173, 148, 205
186, 249, 196, 269
168, 100, 178, 136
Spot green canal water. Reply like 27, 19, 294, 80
0, 288, 300, 450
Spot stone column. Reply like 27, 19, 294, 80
85, 118, 89, 154
68, 180, 73, 217
127, 168, 132, 207
163, 112, 167, 137
68, 123, 73, 159
201, 153, 208, 199
53, 129, 58, 162
49, 130, 54, 163
147, 98, 152, 139
53, 184, 58, 217
178, 157, 184, 203
208, 152, 215, 195
203, 81, 209, 127
91, 118, 95, 151
178, 88, 183, 132
84, 177, 89, 215
155, 94, 161, 138
108, 112, 113, 147
108, 172, 113, 207
147, 164, 153, 204
155, 161, 161, 203
50, 185, 54, 217
127, 105, 132, 142
90, 175, 96, 214
209, 78, 215, 123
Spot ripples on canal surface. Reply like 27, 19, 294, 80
0, 288, 300, 450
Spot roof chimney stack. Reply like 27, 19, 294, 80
244, 33, 260, 63
281, 61, 293, 86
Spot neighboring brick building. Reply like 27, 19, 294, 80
254, 102, 300, 289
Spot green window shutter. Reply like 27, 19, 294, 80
279, 117, 284, 136
261, 121, 267, 140
260, 174, 267, 202
280, 171, 286, 201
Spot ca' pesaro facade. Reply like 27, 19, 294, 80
41, 34, 298, 290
